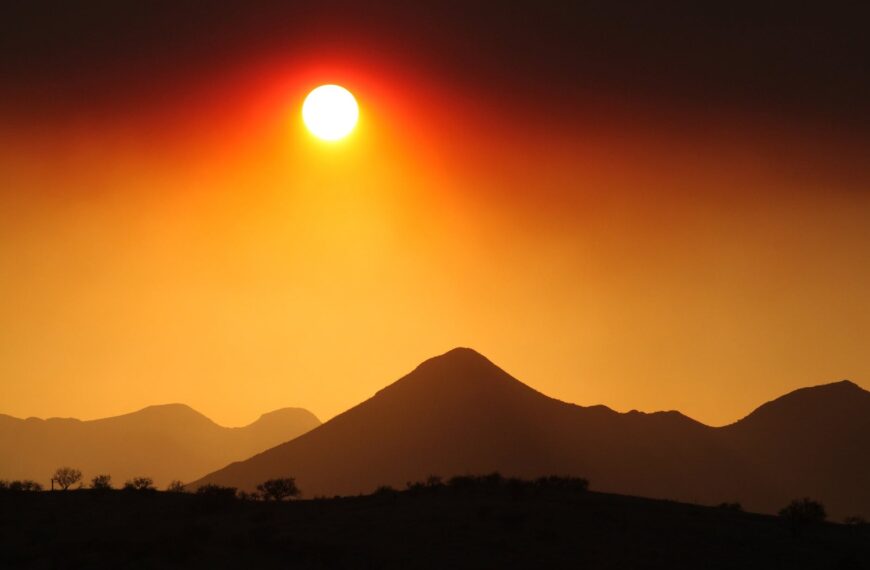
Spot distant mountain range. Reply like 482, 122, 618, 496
0, 404, 320, 488
192, 348, 870, 519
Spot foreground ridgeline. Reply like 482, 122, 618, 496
1, 473, 867, 569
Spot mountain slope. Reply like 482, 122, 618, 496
193, 348, 774, 510
718, 380, 870, 517
0, 404, 320, 488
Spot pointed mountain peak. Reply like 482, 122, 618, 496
416, 347, 497, 370
373, 347, 544, 404
401, 347, 515, 385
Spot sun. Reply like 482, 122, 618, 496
302, 84, 359, 141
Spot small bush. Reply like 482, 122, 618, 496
166, 480, 186, 493
196, 484, 237, 499
426, 475, 443, 488
237, 490, 261, 501
374, 485, 398, 498
447, 475, 477, 491
256, 478, 300, 501
779, 498, 827, 536
91, 474, 112, 490
534, 475, 590, 492
481, 472, 503, 488
844, 516, 867, 526
9, 480, 42, 492
124, 477, 155, 491
718, 502, 743, 512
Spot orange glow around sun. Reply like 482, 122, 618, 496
0, 49, 868, 430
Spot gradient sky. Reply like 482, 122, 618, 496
1, 1, 868, 427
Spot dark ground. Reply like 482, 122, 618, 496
1, 485, 868, 569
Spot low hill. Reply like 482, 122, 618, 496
192, 348, 869, 519
1, 483, 867, 569
0, 404, 320, 488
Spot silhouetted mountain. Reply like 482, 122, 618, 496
718, 380, 870, 517
0, 404, 320, 488
193, 349, 869, 518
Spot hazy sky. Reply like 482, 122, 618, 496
1, 1, 868, 426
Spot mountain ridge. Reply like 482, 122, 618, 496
0, 403, 321, 488
192, 348, 869, 519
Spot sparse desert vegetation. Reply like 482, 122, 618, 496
0, 474, 867, 569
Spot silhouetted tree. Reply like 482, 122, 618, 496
52, 467, 82, 490
90, 474, 112, 490
256, 478, 300, 501
124, 477, 155, 491
166, 480, 185, 492
779, 497, 826, 536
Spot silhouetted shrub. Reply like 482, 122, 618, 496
0, 480, 8, 491
374, 485, 398, 498
447, 473, 504, 492
447, 475, 477, 491
533, 475, 590, 492
9, 480, 42, 492
426, 475, 443, 488
166, 480, 186, 492
718, 502, 743, 512
237, 490, 260, 501
481, 472, 503, 488
90, 474, 112, 490
779, 498, 826, 536
124, 477, 155, 491
194, 484, 238, 511
52, 467, 82, 490
843, 516, 867, 526
256, 478, 300, 501
196, 484, 237, 499
443, 474, 590, 497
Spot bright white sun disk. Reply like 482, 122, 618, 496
302, 84, 359, 141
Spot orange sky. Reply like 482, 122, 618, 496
1, 46, 869, 428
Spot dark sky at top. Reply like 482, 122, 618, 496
1, 1, 868, 131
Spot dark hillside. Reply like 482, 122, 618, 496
1, 484, 867, 569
